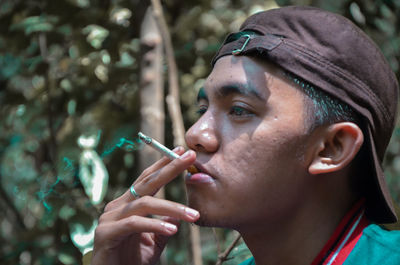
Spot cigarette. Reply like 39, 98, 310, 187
138, 132, 199, 174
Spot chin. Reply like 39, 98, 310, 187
187, 195, 232, 228
194, 213, 232, 228
195, 218, 216, 227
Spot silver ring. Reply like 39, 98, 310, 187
130, 185, 140, 199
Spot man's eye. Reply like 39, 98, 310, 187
229, 106, 252, 117
196, 105, 208, 115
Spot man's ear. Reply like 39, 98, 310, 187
308, 122, 364, 175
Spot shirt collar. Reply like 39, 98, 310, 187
311, 199, 370, 265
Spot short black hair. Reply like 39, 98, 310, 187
284, 71, 364, 132
284, 71, 370, 199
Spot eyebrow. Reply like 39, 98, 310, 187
197, 82, 265, 102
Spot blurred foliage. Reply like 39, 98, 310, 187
0, 0, 399, 264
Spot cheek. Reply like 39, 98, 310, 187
218, 132, 278, 181
221, 124, 309, 190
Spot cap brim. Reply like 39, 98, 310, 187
366, 125, 397, 223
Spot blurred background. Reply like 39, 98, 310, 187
0, 0, 399, 264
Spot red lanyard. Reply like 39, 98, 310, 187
311, 200, 369, 265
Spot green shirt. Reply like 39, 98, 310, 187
238, 224, 400, 265
343, 224, 400, 265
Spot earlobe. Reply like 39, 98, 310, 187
308, 122, 364, 175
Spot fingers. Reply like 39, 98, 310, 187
97, 146, 198, 244
119, 196, 199, 222
140, 217, 180, 247
119, 215, 179, 236
97, 199, 196, 243
151, 217, 181, 252
94, 197, 198, 263
95, 215, 178, 250
93, 215, 180, 264
141, 146, 186, 176
115, 149, 196, 205
105, 146, 189, 208
134, 150, 196, 196
106, 196, 200, 223
93, 146, 196, 265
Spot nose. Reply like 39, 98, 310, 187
185, 113, 219, 153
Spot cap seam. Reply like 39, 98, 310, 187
282, 40, 391, 123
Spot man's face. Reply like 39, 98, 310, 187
184, 56, 316, 231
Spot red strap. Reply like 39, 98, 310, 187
311, 199, 369, 265
325, 213, 369, 264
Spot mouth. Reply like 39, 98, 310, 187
185, 162, 216, 184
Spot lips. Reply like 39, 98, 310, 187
185, 162, 216, 184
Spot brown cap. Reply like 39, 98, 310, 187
213, 6, 399, 223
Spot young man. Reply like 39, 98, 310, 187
91, 6, 400, 265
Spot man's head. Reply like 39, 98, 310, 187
185, 55, 336, 229
185, 6, 399, 225
185, 53, 366, 232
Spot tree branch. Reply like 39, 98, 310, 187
39, 32, 58, 171
0, 173, 27, 230
150, 0, 186, 147
139, 8, 168, 265
149, 1, 203, 265
216, 234, 242, 265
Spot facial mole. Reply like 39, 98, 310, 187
274, 115, 278, 120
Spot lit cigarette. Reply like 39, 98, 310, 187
138, 132, 199, 174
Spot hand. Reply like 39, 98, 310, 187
91, 147, 200, 265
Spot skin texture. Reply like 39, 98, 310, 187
92, 55, 364, 265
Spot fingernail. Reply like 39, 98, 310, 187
162, 222, 177, 233
184, 207, 199, 218
179, 150, 193, 161
173, 146, 183, 152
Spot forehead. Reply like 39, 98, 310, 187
203, 55, 299, 101
204, 56, 273, 95
202, 55, 309, 123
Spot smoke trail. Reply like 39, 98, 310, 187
38, 135, 143, 210
101, 137, 143, 157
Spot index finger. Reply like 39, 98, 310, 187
131, 150, 196, 197
116, 150, 196, 206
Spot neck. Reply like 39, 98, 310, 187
238, 173, 358, 265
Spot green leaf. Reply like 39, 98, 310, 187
59, 205, 76, 221
0, 0, 15, 17
69, 216, 97, 254
374, 18, 395, 35
67, 0, 90, 8
57, 24, 73, 36
116, 51, 136, 68
10, 15, 59, 35
58, 252, 76, 265
110, 7, 132, 27
25, 22, 54, 34
0, 53, 21, 80
349, 2, 366, 25
380, 4, 393, 19
78, 134, 109, 205
82, 25, 109, 49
